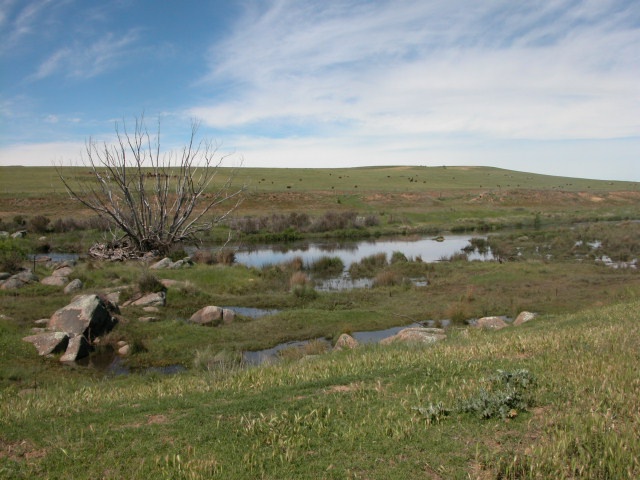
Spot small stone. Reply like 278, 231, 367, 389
64, 278, 83, 294
475, 316, 509, 330
118, 344, 131, 356
52, 266, 74, 278
41, 276, 68, 287
131, 291, 166, 307
334, 333, 359, 351
380, 327, 446, 345
138, 316, 158, 323
514, 311, 537, 326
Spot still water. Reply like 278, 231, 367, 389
234, 234, 491, 269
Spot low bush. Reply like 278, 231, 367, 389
309, 256, 344, 277
137, 272, 166, 294
458, 369, 536, 419
0, 237, 28, 273
349, 252, 388, 278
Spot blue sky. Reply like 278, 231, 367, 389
1, 0, 639, 181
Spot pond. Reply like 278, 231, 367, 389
233, 234, 492, 269
231, 234, 492, 290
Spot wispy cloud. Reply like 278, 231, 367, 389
30, 29, 140, 80
191, 0, 640, 144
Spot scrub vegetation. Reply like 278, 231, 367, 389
1, 165, 639, 478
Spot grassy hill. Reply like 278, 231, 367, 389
0, 165, 639, 478
1, 300, 638, 478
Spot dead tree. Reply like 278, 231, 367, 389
57, 116, 245, 257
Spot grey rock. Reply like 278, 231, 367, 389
60, 335, 91, 362
513, 311, 537, 326
131, 291, 166, 307
1, 277, 24, 290
41, 276, 68, 287
189, 306, 223, 326
150, 257, 172, 269
48, 294, 119, 340
64, 279, 83, 294
222, 308, 236, 324
23, 331, 69, 355
334, 333, 359, 351
11, 230, 27, 239
380, 327, 446, 345
52, 266, 74, 277
475, 316, 509, 330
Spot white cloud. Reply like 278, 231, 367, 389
0, 141, 85, 166
31, 30, 140, 80
191, 0, 640, 144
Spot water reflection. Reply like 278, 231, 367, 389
234, 235, 492, 269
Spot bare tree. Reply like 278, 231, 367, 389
57, 116, 245, 258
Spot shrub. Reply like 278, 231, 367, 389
372, 270, 403, 287
292, 284, 318, 299
458, 369, 536, 420
349, 252, 388, 278
137, 272, 166, 294
192, 249, 215, 264
390, 251, 408, 264
216, 248, 236, 265
29, 215, 50, 234
309, 256, 344, 277
289, 271, 310, 289
0, 237, 28, 273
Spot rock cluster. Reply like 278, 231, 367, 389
23, 294, 120, 362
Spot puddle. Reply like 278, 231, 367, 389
74, 349, 185, 376
224, 306, 280, 318
242, 319, 450, 364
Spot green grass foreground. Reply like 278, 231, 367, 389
1, 300, 638, 479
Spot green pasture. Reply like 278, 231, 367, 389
1, 166, 639, 478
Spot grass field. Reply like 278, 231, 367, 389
1, 165, 639, 478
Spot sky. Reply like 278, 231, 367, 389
1, 0, 639, 181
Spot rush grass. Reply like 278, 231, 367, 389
0, 300, 638, 478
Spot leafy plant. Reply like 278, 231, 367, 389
458, 369, 536, 419
0, 237, 28, 273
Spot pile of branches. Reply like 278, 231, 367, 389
88, 240, 158, 262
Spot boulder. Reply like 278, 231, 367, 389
64, 278, 83, 294
189, 306, 223, 326
1, 270, 38, 290
475, 316, 509, 330
23, 331, 69, 356
380, 327, 446, 345
150, 257, 173, 269
514, 311, 537, 326
41, 276, 68, 287
52, 266, 74, 277
11, 230, 27, 239
48, 294, 119, 340
222, 308, 236, 324
1, 277, 25, 290
130, 291, 166, 307
334, 333, 359, 351
60, 335, 91, 362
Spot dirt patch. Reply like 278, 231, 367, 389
324, 382, 362, 394
0, 438, 48, 462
